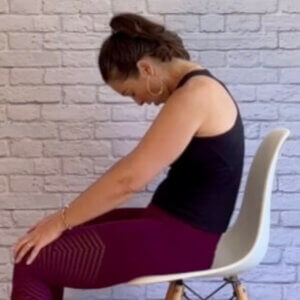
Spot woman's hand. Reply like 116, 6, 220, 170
12, 211, 67, 265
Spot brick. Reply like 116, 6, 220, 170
0, 177, 7, 192
208, 0, 277, 13
8, 33, 42, 50
62, 51, 97, 67
281, 0, 300, 13
43, 0, 110, 13
282, 212, 300, 227
0, 141, 8, 155
148, 0, 208, 13
7, 105, 40, 121
283, 284, 300, 300
33, 16, 60, 32
44, 175, 97, 193
10, 0, 42, 14
279, 175, 300, 192
200, 15, 225, 32
0, 52, 60, 67
0, 69, 8, 86
282, 141, 300, 156
45, 68, 101, 84
0, 193, 61, 209
44, 33, 104, 50
62, 15, 93, 32
33, 158, 60, 175
10, 176, 43, 192
280, 104, 300, 120
244, 122, 260, 138
63, 86, 97, 103
247, 284, 282, 300
10, 140, 42, 157
10, 68, 44, 85
283, 247, 300, 264
280, 32, 300, 49
211, 68, 278, 84
280, 68, 300, 83
262, 50, 300, 67
272, 193, 300, 210
41, 104, 109, 121
243, 265, 296, 282
0, 86, 61, 103
276, 155, 300, 174
262, 15, 300, 31
112, 0, 144, 13
183, 32, 277, 50
95, 122, 150, 139
262, 247, 281, 264
0, 34, 5, 50
198, 51, 226, 67
257, 84, 300, 102
59, 123, 94, 140
227, 50, 260, 67
94, 14, 111, 32
62, 157, 94, 174
0, 0, 8, 13
0, 157, 33, 175
239, 103, 278, 120
43, 140, 110, 157
0, 123, 57, 139
0, 16, 59, 32
227, 15, 260, 32
12, 210, 44, 227
165, 15, 199, 32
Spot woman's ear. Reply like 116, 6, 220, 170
137, 59, 154, 78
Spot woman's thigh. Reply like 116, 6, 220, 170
23, 216, 168, 289
15, 203, 221, 290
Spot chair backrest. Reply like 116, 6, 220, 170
211, 128, 291, 273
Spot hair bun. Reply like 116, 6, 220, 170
110, 13, 164, 40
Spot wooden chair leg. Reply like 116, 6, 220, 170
230, 276, 248, 300
165, 280, 184, 300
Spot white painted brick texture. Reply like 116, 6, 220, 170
1, 0, 299, 299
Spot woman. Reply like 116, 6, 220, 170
11, 13, 244, 299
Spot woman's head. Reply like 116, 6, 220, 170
98, 13, 196, 106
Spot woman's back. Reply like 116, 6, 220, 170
150, 68, 245, 234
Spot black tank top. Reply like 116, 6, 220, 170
150, 68, 245, 234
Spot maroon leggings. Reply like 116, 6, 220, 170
11, 203, 222, 299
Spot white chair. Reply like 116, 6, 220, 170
126, 128, 291, 300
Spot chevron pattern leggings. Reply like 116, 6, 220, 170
11, 202, 222, 299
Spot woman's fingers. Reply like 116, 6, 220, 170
26, 244, 42, 265
27, 226, 36, 234
15, 241, 35, 263
13, 235, 29, 258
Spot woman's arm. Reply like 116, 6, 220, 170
58, 155, 137, 231
56, 82, 208, 232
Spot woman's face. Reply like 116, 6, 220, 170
108, 59, 171, 106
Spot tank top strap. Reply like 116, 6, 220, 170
175, 68, 240, 116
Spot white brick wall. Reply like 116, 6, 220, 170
1, 0, 300, 299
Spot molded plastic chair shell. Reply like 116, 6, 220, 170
127, 128, 291, 285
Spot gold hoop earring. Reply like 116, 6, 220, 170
146, 76, 164, 97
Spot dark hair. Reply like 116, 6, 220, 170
98, 13, 190, 83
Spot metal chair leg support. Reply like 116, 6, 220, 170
164, 276, 248, 300
180, 278, 234, 300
